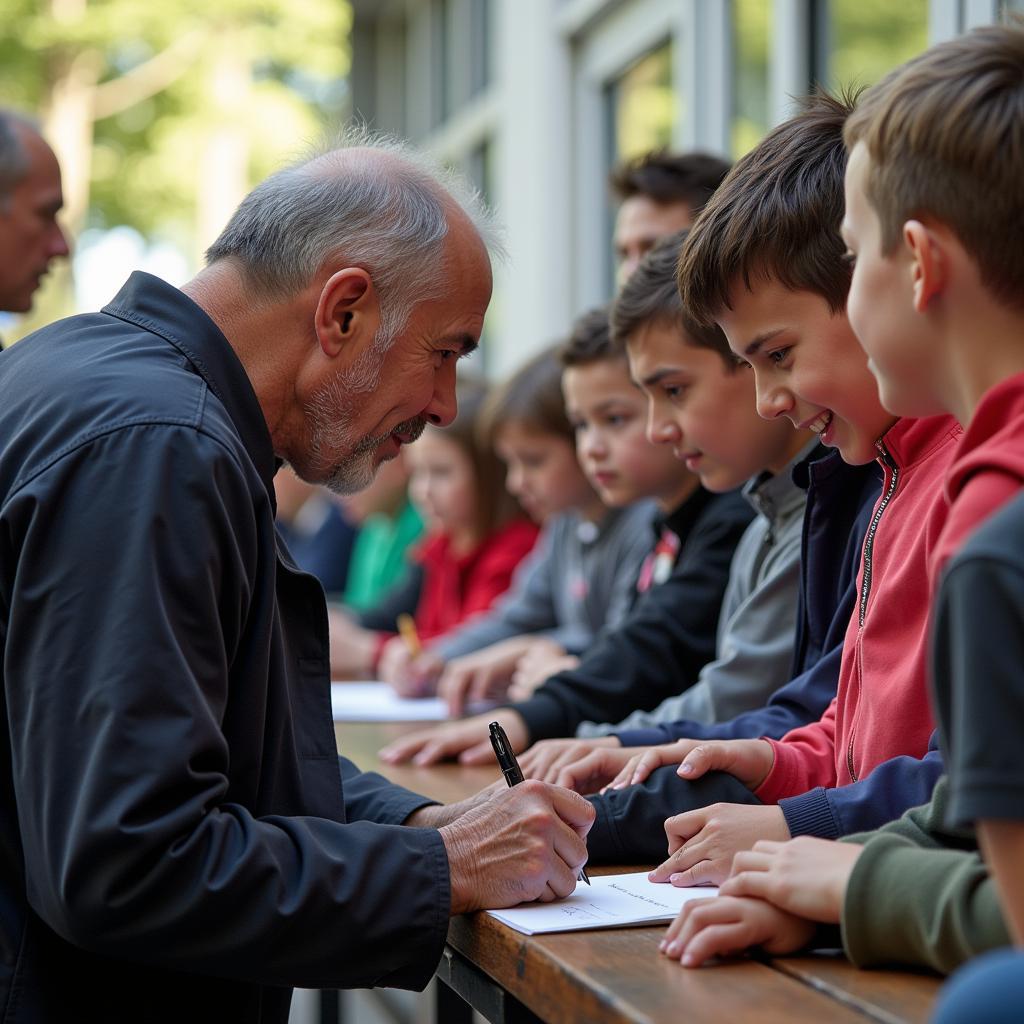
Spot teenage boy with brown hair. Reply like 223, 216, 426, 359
664, 21, 1024, 979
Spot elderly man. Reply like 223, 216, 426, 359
0, 135, 593, 1021
0, 109, 69, 313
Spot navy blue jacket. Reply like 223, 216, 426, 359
0, 274, 449, 1022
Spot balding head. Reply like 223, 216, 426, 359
206, 127, 498, 342
0, 109, 69, 313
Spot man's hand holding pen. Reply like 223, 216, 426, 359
438, 781, 595, 914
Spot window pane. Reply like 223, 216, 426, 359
732, 0, 772, 157
823, 0, 928, 90
605, 42, 676, 164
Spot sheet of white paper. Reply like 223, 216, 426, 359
485, 871, 718, 935
330, 682, 494, 722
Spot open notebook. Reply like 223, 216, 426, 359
330, 681, 495, 722
486, 871, 718, 935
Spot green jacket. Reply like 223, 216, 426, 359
839, 775, 1009, 974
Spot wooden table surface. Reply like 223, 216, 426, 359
337, 718, 941, 1024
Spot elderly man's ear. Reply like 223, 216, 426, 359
314, 268, 383, 358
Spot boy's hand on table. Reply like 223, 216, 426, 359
605, 739, 703, 790
519, 736, 620, 785
650, 804, 791, 886
720, 837, 864, 923
439, 780, 595, 913
660, 894, 816, 968
378, 709, 528, 765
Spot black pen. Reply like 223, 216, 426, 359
489, 721, 590, 885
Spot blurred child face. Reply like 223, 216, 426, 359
406, 428, 478, 538
494, 420, 598, 523
562, 357, 693, 511
718, 280, 897, 466
842, 141, 944, 418
628, 321, 808, 492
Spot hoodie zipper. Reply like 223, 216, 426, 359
847, 439, 899, 782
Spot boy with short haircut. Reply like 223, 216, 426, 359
575, 92, 960, 872
430, 309, 684, 712
665, 22, 1024, 975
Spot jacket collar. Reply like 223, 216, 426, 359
102, 272, 278, 499
876, 413, 961, 471
743, 438, 819, 526
658, 485, 715, 540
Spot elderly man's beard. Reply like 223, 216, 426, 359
303, 339, 426, 495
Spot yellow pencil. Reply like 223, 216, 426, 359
396, 613, 422, 658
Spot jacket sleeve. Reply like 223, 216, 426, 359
582, 517, 801, 737
512, 494, 754, 742
430, 525, 559, 659
753, 699, 840, 803
4, 427, 450, 992
778, 732, 944, 838
840, 777, 1010, 973
613, 641, 842, 747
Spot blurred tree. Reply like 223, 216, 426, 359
0, 0, 351, 334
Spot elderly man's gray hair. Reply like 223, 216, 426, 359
206, 125, 500, 340
0, 109, 40, 209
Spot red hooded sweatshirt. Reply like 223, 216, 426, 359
757, 414, 962, 800
931, 371, 1024, 580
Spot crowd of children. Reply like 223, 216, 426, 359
346, 19, 1024, 1021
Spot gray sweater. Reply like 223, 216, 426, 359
577, 456, 808, 736
432, 500, 657, 661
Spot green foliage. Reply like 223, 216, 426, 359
0, 0, 352, 241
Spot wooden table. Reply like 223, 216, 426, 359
337, 720, 941, 1024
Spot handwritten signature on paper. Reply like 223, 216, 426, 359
607, 883, 672, 910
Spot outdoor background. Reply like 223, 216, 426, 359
3, 2, 1022, 1022
4, 0, 1023, 374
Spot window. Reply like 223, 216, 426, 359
731, 0, 772, 156
814, 0, 928, 91
604, 42, 676, 165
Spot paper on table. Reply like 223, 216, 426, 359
485, 871, 718, 935
330, 681, 495, 722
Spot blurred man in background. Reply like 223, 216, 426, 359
611, 149, 730, 283
0, 109, 69, 317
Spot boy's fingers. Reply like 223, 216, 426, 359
379, 731, 433, 763
726, 849, 774, 878
456, 738, 499, 765
720, 871, 772, 900
677, 744, 719, 780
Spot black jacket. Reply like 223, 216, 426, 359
0, 274, 449, 1022
511, 487, 755, 742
